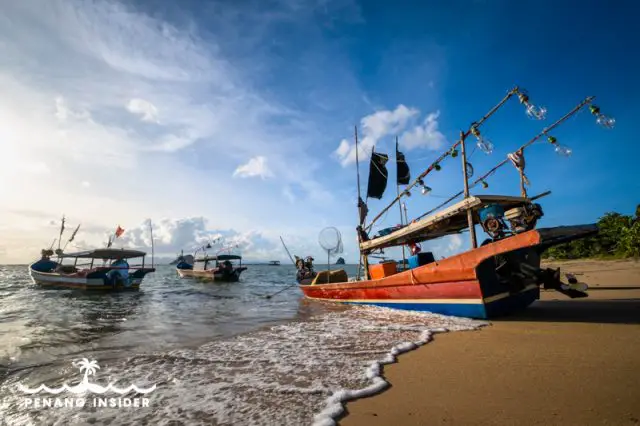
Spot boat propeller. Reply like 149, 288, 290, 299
519, 263, 588, 298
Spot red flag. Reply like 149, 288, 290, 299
115, 225, 125, 238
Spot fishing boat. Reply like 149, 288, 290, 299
30, 248, 155, 290
269, 260, 281, 266
176, 254, 247, 282
28, 220, 156, 291
298, 88, 615, 319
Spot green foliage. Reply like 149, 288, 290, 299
542, 205, 640, 260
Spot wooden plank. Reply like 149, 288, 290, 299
360, 194, 530, 252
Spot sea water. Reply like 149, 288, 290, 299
0, 264, 483, 425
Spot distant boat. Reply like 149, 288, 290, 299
170, 252, 194, 265
335, 257, 345, 265
176, 254, 247, 282
268, 260, 281, 266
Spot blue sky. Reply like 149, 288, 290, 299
0, 0, 637, 263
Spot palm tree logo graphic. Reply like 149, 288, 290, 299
77, 358, 100, 385
17, 358, 156, 395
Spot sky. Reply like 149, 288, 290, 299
0, 0, 638, 264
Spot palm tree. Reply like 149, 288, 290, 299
76, 358, 100, 384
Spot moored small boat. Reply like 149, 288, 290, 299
29, 248, 155, 290
177, 254, 247, 282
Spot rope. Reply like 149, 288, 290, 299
412, 96, 595, 222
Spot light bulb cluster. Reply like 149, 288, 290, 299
546, 135, 572, 157
470, 125, 494, 154
517, 90, 547, 120
589, 105, 615, 129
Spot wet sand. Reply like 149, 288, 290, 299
343, 259, 640, 426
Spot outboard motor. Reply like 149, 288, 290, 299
478, 203, 508, 240
505, 203, 544, 233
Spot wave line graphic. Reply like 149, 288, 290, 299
17, 382, 156, 395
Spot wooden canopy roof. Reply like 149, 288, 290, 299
360, 195, 533, 252
194, 254, 242, 262
61, 248, 147, 259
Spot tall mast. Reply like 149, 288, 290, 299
57, 214, 65, 252
355, 126, 362, 203
396, 136, 407, 266
355, 126, 363, 280
459, 131, 477, 249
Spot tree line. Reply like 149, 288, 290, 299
542, 205, 640, 260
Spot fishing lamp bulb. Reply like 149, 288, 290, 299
476, 136, 494, 155
590, 105, 615, 129
421, 185, 432, 195
596, 114, 615, 129
554, 144, 572, 157
525, 104, 547, 120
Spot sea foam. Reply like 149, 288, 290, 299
3, 305, 485, 425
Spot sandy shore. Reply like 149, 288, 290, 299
343, 259, 640, 426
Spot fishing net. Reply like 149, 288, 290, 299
318, 227, 343, 255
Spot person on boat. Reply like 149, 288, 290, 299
304, 256, 314, 271
108, 257, 130, 286
295, 256, 316, 283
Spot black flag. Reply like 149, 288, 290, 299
367, 151, 389, 199
396, 142, 410, 185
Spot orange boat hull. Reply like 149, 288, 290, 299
300, 226, 595, 319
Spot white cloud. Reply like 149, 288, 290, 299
282, 186, 296, 203
126, 98, 159, 123
233, 156, 274, 179
0, 0, 361, 263
110, 217, 350, 263
447, 233, 463, 252
19, 161, 50, 174
335, 105, 445, 166
399, 111, 446, 150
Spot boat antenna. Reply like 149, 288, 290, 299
57, 214, 66, 251
61, 223, 81, 252
48, 238, 57, 250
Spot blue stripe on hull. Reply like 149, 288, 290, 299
339, 301, 488, 319
333, 287, 540, 319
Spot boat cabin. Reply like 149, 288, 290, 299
33, 248, 150, 273
193, 254, 243, 271
357, 194, 551, 280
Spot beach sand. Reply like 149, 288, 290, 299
343, 259, 640, 426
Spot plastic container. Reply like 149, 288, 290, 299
408, 252, 435, 269
369, 261, 398, 280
